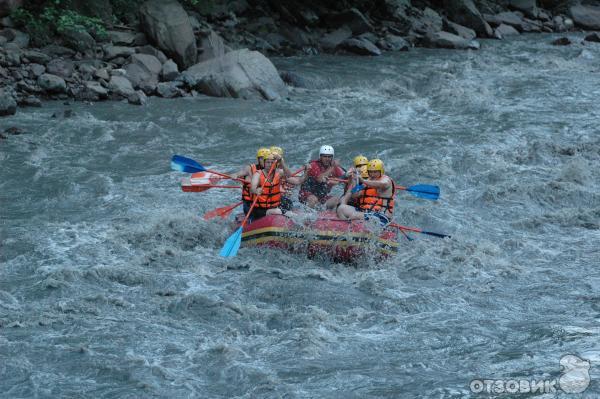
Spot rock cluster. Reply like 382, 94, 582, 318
1, 0, 598, 117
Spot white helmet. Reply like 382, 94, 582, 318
319, 145, 334, 156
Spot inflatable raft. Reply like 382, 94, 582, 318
237, 211, 400, 262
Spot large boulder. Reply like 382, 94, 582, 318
0, 88, 16, 116
181, 49, 287, 101
425, 31, 479, 49
319, 26, 352, 51
103, 45, 136, 61
161, 59, 179, 81
61, 28, 96, 52
326, 8, 373, 35
108, 75, 135, 97
570, 4, 600, 30
197, 31, 228, 63
495, 23, 520, 38
509, 0, 538, 19
338, 37, 382, 56
444, 0, 493, 37
139, 0, 197, 69
46, 59, 74, 79
124, 53, 161, 89
492, 12, 526, 32
38, 73, 67, 93
443, 19, 476, 41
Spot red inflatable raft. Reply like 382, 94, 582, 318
237, 211, 400, 262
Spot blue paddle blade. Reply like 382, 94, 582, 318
421, 230, 451, 239
351, 184, 365, 193
171, 155, 206, 173
406, 184, 440, 200
220, 227, 242, 257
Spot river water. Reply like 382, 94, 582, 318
1, 34, 599, 398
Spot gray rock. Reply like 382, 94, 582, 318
136, 45, 168, 64
103, 45, 136, 61
0, 88, 16, 116
320, 26, 352, 51
0, 36, 6, 46
551, 37, 571, 46
495, 12, 526, 31
94, 68, 110, 81
197, 31, 227, 62
444, 0, 493, 37
40, 45, 76, 57
4, 49, 20, 66
584, 32, 600, 43
413, 7, 443, 35
425, 31, 478, 50
22, 50, 51, 65
570, 4, 600, 30
108, 30, 138, 46
0, 28, 28, 47
77, 62, 96, 78
553, 16, 566, 32
181, 48, 287, 101
380, 34, 410, 51
443, 19, 476, 41
124, 53, 161, 89
327, 8, 373, 35
495, 24, 520, 37
20, 96, 41, 107
46, 59, 74, 79
83, 80, 108, 99
61, 28, 96, 52
108, 75, 135, 97
279, 70, 309, 88
38, 73, 67, 93
110, 68, 127, 77
156, 81, 182, 98
29, 63, 46, 77
128, 90, 147, 105
139, 0, 197, 69
564, 18, 574, 31
509, 0, 538, 19
338, 38, 382, 56
161, 59, 179, 81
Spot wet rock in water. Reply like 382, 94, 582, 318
38, 73, 67, 93
156, 81, 182, 98
570, 4, 600, 30
181, 48, 287, 101
127, 90, 147, 105
139, 0, 197, 69
444, 0, 493, 37
279, 70, 309, 88
19, 96, 42, 107
584, 32, 600, 43
51, 109, 75, 118
161, 59, 179, 81
108, 75, 135, 97
319, 26, 352, 52
551, 37, 571, 46
443, 19, 477, 41
338, 37, 382, 56
495, 23, 520, 38
425, 31, 479, 50
379, 34, 410, 52
0, 89, 17, 116
4, 126, 23, 135
46, 59, 74, 79
124, 53, 161, 89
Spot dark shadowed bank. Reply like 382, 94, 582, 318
1, 0, 600, 118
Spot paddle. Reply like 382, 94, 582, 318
389, 223, 451, 239
181, 184, 241, 192
329, 177, 439, 200
220, 162, 277, 257
204, 201, 243, 220
171, 155, 246, 183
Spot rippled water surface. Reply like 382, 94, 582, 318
1, 34, 600, 398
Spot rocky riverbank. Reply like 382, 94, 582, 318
2, 0, 600, 118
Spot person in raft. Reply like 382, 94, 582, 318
230, 147, 269, 215
325, 154, 370, 210
269, 146, 298, 212
336, 159, 396, 225
299, 145, 346, 208
249, 151, 306, 221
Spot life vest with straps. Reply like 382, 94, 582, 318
256, 170, 281, 209
357, 177, 396, 215
241, 164, 261, 202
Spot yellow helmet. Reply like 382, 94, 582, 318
270, 146, 283, 156
353, 155, 368, 167
256, 147, 270, 159
367, 159, 384, 175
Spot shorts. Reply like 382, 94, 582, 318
299, 190, 331, 205
280, 196, 293, 211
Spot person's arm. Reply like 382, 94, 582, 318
285, 164, 309, 186
250, 172, 262, 195
278, 156, 292, 177
230, 165, 250, 180
359, 176, 391, 190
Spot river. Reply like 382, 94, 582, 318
1, 33, 599, 397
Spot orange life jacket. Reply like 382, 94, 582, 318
241, 164, 260, 202
358, 177, 395, 215
256, 170, 281, 209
